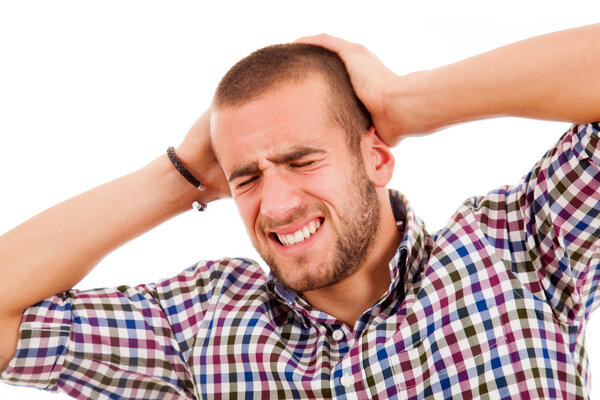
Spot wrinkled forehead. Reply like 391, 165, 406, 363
208, 78, 335, 172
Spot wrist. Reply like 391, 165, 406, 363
172, 145, 231, 203
147, 155, 204, 213
386, 70, 453, 136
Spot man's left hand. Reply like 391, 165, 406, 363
296, 34, 407, 146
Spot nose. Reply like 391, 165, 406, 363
259, 171, 302, 221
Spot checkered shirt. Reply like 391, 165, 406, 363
2, 122, 600, 399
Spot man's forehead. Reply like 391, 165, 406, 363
209, 79, 333, 169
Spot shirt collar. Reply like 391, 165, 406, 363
391, 190, 433, 289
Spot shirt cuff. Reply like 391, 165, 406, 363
0, 292, 73, 391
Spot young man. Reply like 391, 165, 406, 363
1, 24, 599, 399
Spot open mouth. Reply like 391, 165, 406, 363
270, 218, 323, 247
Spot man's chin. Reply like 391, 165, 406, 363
275, 275, 331, 294
266, 260, 329, 293
269, 261, 352, 294
257, 244, 345, 292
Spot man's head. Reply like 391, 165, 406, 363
213, 43, 371, 154
210, 43, 396, 294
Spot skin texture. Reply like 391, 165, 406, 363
255, 162, 381, 294
211, 78, 401, 323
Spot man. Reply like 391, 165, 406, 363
0, 24, 599, 399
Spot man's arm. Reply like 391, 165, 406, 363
0, 110, 229, 372
300, 24, 600, 144
304, 26, 600, 324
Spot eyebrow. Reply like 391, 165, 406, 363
228, 146, 326, 182
228, 161, 260, 183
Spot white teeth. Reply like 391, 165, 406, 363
294, 231, 304, 243
302, 226, 310, 239
276, 220, 322, 246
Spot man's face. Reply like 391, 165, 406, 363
211, 79, 381, 293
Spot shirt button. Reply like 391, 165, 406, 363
340, 373, 354, 388
332, 329, 344, 341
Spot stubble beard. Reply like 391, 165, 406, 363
257, 161, 381, 293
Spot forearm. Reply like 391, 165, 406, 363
394, 24, 600, 134
0, 154, 207, 319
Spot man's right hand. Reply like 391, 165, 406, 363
176, 109, 231, 202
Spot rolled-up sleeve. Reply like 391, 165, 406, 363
1, 292, 72, 390
0, 260, 222, 399
470, 122, 600, 325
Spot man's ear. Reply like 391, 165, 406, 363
361, 126, 395, 187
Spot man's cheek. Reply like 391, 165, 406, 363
235, 200, 261, 238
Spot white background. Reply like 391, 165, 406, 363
1, 1, 599, 399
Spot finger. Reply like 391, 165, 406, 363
294, 33, 355, 54
294, 33, 335, 45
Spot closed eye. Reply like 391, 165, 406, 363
290, 160, 317, 169
237, 175, 259, 188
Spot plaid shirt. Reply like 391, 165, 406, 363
2, 123, 600, 399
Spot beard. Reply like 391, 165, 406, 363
255, 159, 381, 293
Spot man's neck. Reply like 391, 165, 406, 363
303, 199, 402, 328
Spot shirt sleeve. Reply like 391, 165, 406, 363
0, 259, 245, 399
468, 122, 600, 326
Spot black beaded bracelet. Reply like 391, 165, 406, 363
166, 146, 207, 211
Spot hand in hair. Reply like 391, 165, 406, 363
176, 109, 231, 201
301, 26, 600, 135
296, 34, 407, 146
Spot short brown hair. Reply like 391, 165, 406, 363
213, 43, 372, 152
